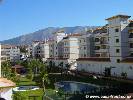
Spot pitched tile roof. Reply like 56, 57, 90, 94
0, 78, 15, 88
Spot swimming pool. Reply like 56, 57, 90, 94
54, 81, 100, 94
13, 86, 39, 91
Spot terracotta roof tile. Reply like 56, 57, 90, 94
0, 78, 16, 88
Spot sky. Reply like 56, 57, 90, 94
0, 0, 133, 41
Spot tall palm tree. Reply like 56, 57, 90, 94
1, 61, 19, 83
40, 71, 50, 93
65, 63, 70, 75
1, 61, 12, 78
59, 62, 63, 75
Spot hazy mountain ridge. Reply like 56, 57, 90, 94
1, 26, 100, 45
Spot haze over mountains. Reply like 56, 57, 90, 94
0, 26, 100, 45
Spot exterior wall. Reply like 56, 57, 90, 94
0, 88, 13, 100
48, 40, 54, 58
77, 61, 133, 79
69, 37, 79, 59
10, 47, 20, 61
32, 42, 40, 58
43, 43, 49, 61
108, 17, 130, 62
32, 41, 50, 62
1, 45, 20, 62
53, 32, 66, 59
94, 32, 109, 57
27, 45, 32, 57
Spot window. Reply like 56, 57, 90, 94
129, 33, 133, 38
130, 43, 133, 48
101, 45, 106, 49
116, 49, 120, 53
95, 46, 100, 50
116, 39, 119, 43
115, 28, 119, 32
130, 53, 133, 56
117, 59, 120, 63
95, 38, 100, 42
84, 47, 86, 50
95, 54, 100, 57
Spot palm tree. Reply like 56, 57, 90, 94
27, 59, 45, 77
59, 62, 63, 75
1, 61, 12, 78
40, 71, 50, 93
65, 63, 70, 75
1, 61, 19, 83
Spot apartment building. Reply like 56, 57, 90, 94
77, 15, 133, 79
32, 40, 49, 62
1, 44, 20, 62
47, 30, 67, 66
0, 44, 16, 100
94, 27, 109, 58
31, 15, 133, 79
60, 34, 80, 69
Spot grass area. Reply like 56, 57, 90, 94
13, 89, 44, 100
14, 73, 133, 100
17, 77, 36, 86
13, 76, 43, 100
44, 89, 65, 100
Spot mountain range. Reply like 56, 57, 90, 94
0, 26, 100, 45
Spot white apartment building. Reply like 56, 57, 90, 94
32, 40, 49, 62
31, 15, 133, 79
77, 15, 133, 79
0, 44, 16, 100
60, 34, 81, 69
1, 44, 20, 62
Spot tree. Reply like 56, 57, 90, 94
27, 59, 44, 77
1, 61, 12, 78
40, 71, 50, 92
1, 61, 20, 83
59, 62, 63, 75
121, 72, 127, 79
65, 63, 70, 75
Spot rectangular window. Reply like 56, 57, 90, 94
95, 46, 100, 50
129, 33, 133, 38
116, 39, 119, 43
116, 49, 120, 53
117, 59, 120, 63
130, 43, 133, 48
115, 28, 119, 32
95, 38, 100, 42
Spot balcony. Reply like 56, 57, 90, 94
128, 29, 133, 33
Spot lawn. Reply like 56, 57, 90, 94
13, 73, 133, 100
17, 77, 36, 86
13, 89, 44, 100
